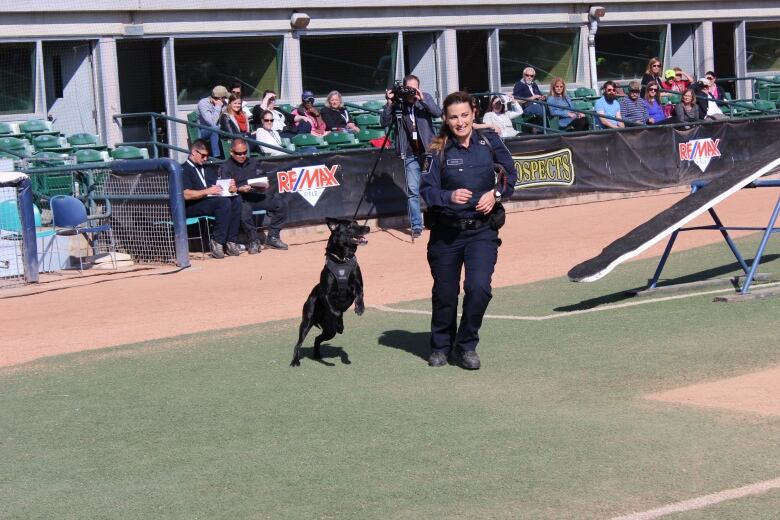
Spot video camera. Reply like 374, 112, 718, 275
390, 80, 417, 103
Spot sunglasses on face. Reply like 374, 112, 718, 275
630, 89, 640, 94
706, 77, 714, 81
605, 89, 615, 93
194, 150, 208, 158
525, 74, 535, 77
652, 64, 661, 68
262, 118, 274, 122
231, 150, 248, 156
648, 88, 658, 92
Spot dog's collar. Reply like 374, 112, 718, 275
327, 252, 355, 264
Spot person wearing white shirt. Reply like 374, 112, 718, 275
254, 109, 289, 157
481, 94, 523, 138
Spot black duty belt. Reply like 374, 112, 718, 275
436, 215, 490, 231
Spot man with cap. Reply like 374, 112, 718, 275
618, 80, 649, 125
197, 85, 228, 158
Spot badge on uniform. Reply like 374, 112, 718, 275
446, 158, 463, 166
479, 139, 486, 145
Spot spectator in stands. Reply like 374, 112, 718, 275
229, 82, 252, 118
547, 78, 589, 131
706, 71, 726, 100
252, 90, 295, 137
220, 94, 251, 138
196, 85, 228, 158
641, 57, 664, 97
595, 81, 624, 129
482, 94, 523, 138
618, 80, 649, 125
292, 91, 329, 137
254, 109, 288, 157
218, 138, 289, 253
696, 78, 728, 120
380, 74, 441, 238
321, 91, 361, 133
512, 66, 546, 132
663, 68, 692, 94
674, 88, 701, 124
181, 139, 242, 259
643, 81, 667, 124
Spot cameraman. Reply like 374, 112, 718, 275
381, 74, 442, 239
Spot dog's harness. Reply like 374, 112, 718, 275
326, 254, 357, 294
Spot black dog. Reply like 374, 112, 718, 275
291, 218, 370, 367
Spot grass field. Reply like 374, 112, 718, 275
2, 235, 780, 519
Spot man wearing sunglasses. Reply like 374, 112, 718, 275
181, 140, 243, 258
512, 67, 546, 132
594, 81, 625, 129
618, 80, 649, 125
218, 138, 290, 253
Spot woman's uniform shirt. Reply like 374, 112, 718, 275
420, 130, 518, 220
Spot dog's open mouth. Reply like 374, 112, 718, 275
352, 235, 368, 245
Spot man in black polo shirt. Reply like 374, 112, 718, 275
181, 139, 242, 258
217, 138, 289, 252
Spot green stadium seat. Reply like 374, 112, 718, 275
362, 100, 386, 111
111, 146, 149, 160
574, 87, 598, 99
291, 133, 326, 149
0, 136, 32, 157
276, 103, 293, 113
354, 113, 382, 128
324, 132, 362, 150
67, 133, 106, 150
0, 122, 22, 138
74, 149, 110, 164
356, 128, 386, 142
27, 151, 70, 168
32, 134, 71, 153
186, 111, 200, 145
19, 119, 59, 137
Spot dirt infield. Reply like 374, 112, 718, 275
3, 186, 780, 388
646, 365, 780, 416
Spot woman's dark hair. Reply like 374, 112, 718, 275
430, 91, 474, 152
260, 109, 275, 122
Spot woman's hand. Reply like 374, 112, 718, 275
475, 191, 496, 215
450, 188, 472, 205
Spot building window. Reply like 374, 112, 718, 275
300, 34, 397, 96
499, 28, 580, 85
174, 37, 282, 105
746, 21, 780, 73
0, 43, 35, 114
596, 25, 667, 80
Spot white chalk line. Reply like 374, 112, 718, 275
610, 476, 780, 520
372, 281, 780, 321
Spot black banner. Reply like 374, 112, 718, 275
254, 118, 780, 226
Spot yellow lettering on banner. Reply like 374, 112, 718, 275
512, 149, 575, 189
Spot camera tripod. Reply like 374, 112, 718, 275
352, 99, 421, 242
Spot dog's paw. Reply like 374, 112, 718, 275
355, 304, 365, 316
290, 358, 301, 367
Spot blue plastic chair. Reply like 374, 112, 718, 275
153, 215, 214, 259
50, 195, 117, 271
0, 200, 56, 271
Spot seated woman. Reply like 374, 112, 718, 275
547, 78, 589, 131
481, 94, 523, 138
254, 109, 289, 157
252, 90, 296, 137
291, 91, 329, 137
642, 81, 667, 124
674, 89, 701, 124
320, 91, 360, 133
219, 94, 251, 138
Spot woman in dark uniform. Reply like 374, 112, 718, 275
420, 91, 518, 369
